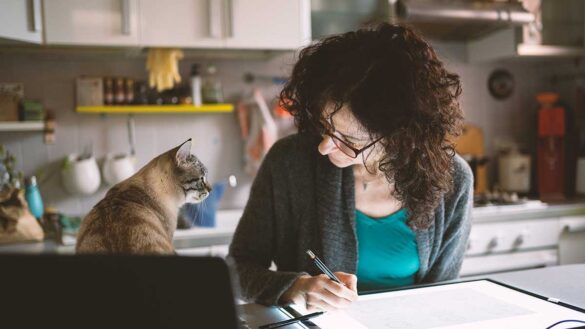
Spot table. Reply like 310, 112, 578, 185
240, 264, 585, 328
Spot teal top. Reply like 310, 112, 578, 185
356, 208, 420, 291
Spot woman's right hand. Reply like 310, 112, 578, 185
279, 272, 358, 312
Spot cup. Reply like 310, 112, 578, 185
102, 154, 135, 186
61, 154, 101, 195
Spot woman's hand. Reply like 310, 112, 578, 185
280, 272, 358, 311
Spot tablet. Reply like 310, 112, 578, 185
309, 279, 585, 329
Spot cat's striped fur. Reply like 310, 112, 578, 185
76, 139, 211, 254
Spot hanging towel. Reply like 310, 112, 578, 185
236, 89, 278, 175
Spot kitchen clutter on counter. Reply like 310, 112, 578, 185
178, 175, 238, 229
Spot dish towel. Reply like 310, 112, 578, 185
236, 89, 278, 175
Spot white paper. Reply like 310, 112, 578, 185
310, 280, 585, 329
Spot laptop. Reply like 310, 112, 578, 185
0, 254, 241, 329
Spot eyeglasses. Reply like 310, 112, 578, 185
317, 111, 383, 159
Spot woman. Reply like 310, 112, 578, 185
228, 23, 473, 312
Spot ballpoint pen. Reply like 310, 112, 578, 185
258, 311, 324, 329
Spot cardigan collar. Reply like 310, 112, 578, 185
314, 154, 358, 274
312, 149, 433, 280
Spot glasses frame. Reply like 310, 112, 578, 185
317, 108, 383, 159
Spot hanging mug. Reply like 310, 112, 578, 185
61, 154, 101, 196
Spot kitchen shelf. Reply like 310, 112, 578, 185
0, 121, 44, 132
76, 104, 234, 114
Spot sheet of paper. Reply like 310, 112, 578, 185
310, 280, 585, 329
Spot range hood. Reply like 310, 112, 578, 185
391, 0, 534, 41
312, 0, 535, 42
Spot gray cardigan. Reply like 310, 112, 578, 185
228, 134, 473, 306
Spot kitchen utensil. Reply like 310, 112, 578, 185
498, 152, 531, 193
61, 154, 101, 196
102, 154, 135, 186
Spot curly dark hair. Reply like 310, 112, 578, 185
279, 23, 463, 230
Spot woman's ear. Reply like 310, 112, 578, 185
175, 139, 192, 165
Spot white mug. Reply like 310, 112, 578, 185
61, 154, 101, 196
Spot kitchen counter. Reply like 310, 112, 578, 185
0, 209, 243, 254
472, 201, 585, 223
1, 203, 585, 255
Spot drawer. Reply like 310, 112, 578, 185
466, 218, 560, 256
461, 249, 558, 277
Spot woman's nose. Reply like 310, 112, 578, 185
318, 135, 336, 155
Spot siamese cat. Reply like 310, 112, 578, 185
76, 139, 211, 254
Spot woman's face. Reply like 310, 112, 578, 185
317, 104, 384, 168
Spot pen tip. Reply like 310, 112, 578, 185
306, 250, 315, 259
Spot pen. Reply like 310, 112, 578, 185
258, 311, 324, 329
306, 249, 342, 284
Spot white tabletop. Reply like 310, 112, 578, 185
240, 264, 585, 328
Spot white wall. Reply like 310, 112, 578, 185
0, 46, 575, 215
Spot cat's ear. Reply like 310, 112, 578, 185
175, 139, 192, 165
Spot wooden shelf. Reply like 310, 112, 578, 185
0, 121, 44, 132
76, 104, 234, 114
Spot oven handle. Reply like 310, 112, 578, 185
560, 217, 585, 233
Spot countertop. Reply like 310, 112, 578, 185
2, 202, 585, 254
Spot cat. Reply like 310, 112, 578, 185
76, 139, 211, 254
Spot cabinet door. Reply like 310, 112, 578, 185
44, 0, 139, 46
224, 0, 311, 50
0, 0, 43, 44
140, 0, 224, 48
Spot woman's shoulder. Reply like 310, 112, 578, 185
452, 154, 473, 191
264, 133, 318, 166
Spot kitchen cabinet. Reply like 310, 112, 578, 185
42, 0, 310, 50
224, 0, 311, 50
0, 0, 43, 44
44, 0, 140, 46
139, 0, 223, 48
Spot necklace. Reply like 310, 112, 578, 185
362, 181, 368, 191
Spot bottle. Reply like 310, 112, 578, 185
190, 64, 202, 106
125, 78, 135, 104
114, 77, 126, 104
25, 176, 44, 220
202, 64, 224, 104
103, 78, 114, 105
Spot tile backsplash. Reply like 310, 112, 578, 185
0, 44, 574, 215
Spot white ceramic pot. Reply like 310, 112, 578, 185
498, 153, 531, 193
61, 154, 101, 196
102, 154, 135, 186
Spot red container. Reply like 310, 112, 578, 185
536, 93, 565, 200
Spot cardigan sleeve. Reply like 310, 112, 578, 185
423, 156, 474, 282
227, 144, 306, 306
